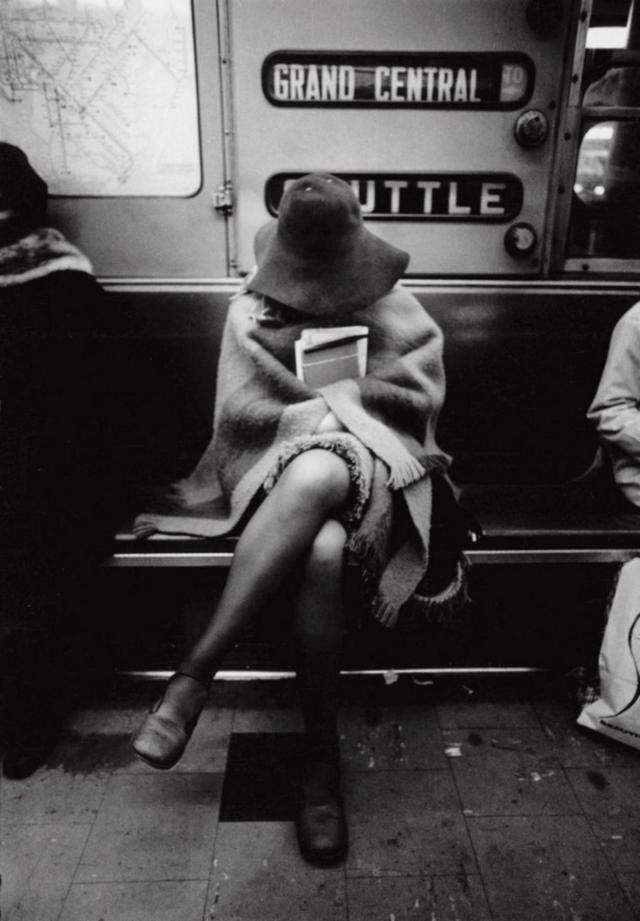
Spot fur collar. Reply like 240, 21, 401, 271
0, 227, 93, 287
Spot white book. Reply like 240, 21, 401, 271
294, 326, 369, 387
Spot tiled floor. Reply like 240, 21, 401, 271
2, 673, 640, 921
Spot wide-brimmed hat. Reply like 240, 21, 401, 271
250, 173, 409, 315
0, 143, 48, 240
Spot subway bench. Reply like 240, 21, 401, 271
103, 282, 640, 569
105, 475, 640, 571
100, 282, 640, 673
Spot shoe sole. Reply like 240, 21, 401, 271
297, 839, 349, 867
130, 741, 180, 771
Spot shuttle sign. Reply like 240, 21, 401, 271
265, 173, 523, 221
263, 52, 533, 109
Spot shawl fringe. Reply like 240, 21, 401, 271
375, 556, 470, 628
406, 556, 470, 625
263, 431, 374, 528
385, 454, 428, 490
346, 527, 389, 612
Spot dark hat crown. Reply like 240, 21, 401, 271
278, 174, 361, 255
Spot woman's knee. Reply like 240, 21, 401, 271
278, 450, 351, 512
303, 519, 348, 581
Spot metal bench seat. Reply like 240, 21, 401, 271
104, 480, 640, 569
461, 482, 640, 564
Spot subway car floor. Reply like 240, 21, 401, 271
2, 669, 640, 921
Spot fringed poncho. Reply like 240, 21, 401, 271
134, 284, 467, 626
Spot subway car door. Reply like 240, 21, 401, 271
227, 0, 575, 277
0, 0, 228, 279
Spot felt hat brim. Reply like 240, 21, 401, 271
249, 174, 409, 315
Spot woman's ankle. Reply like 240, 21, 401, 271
160, 672, 209, 723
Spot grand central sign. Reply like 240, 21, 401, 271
263, 52, 534, 109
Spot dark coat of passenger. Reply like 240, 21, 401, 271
0, 268, 200, 607
0, 270, 127, 591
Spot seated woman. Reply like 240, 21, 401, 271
131, 173, 468, 866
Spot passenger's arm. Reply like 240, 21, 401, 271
322, 286, 446, 450
317, 288, 450, 486
588, 307, 640, 459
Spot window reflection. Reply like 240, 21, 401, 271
569, 119, 640, 257
573, 123, 614, 207
574, 120, 640, 213
569, 65, 640, 259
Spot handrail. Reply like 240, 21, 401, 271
103, 545, 640, 567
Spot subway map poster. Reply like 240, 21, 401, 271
0, 0, 200, 196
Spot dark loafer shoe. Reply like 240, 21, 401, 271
131, 672, 209, 770
131, 705, 196, 770
296, 759, 348, 866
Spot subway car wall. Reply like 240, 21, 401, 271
1, 0, 636, 279
2, 0, 637, 281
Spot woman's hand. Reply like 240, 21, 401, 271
315, 411, 345, 433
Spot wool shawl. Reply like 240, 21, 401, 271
134, 285, 466, 626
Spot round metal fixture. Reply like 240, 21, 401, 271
504, 222, 538, 258
514, 110, 549, 148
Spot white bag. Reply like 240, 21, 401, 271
578, 557, 640, 749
